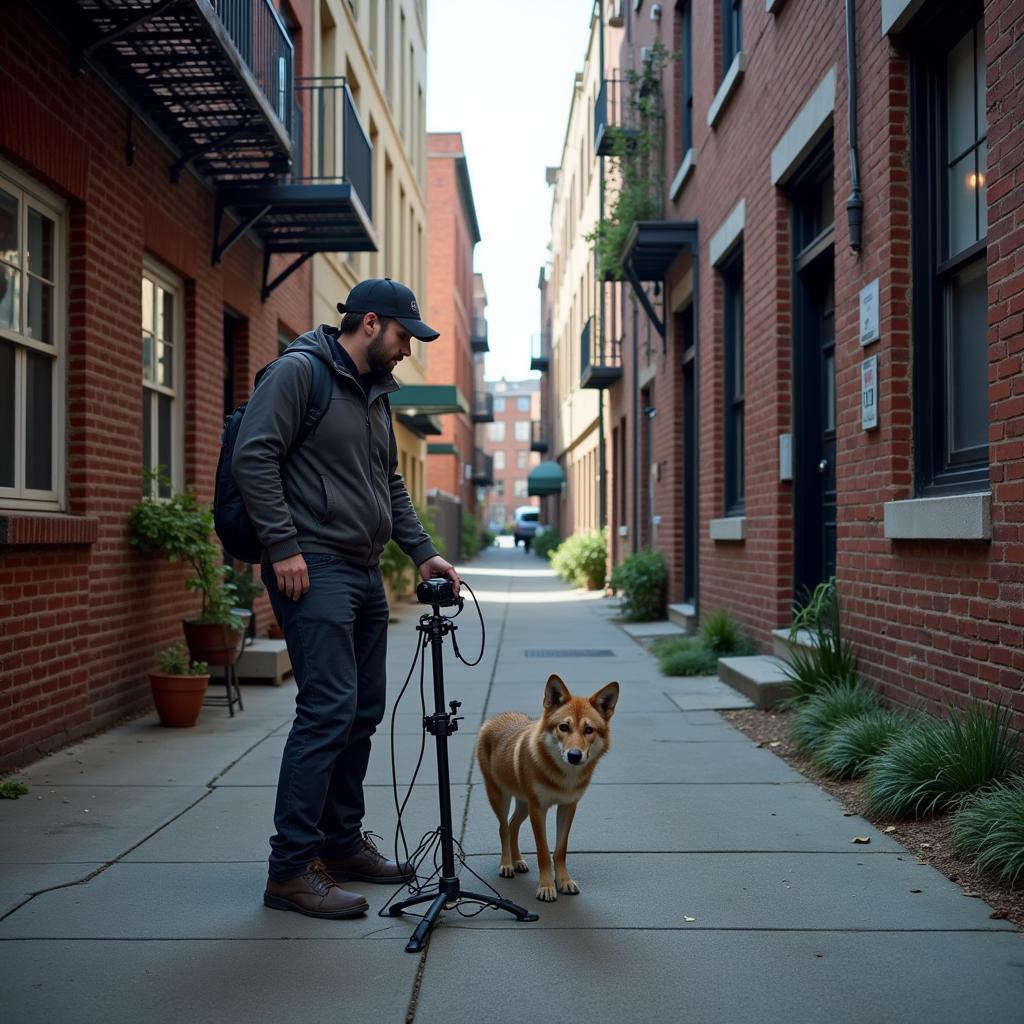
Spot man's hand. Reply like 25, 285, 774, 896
418, 555, 461, 598
273, 553, 309, 601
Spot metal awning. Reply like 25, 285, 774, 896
427, 443, 460, 457
396, 413, 442, 437
621, 221, 698, 339
527, 461, 565, 496
389, 385, 469, 416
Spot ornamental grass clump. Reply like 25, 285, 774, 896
787, 683, 882, 755
811, 708, 911, 779
863, 702, 1018, 819
657, 637, 720, 677
653, 609, 753, 677
951, 780, 1024, 887
609, 550, 667, 621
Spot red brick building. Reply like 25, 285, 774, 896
481, 379, 541, 533
0, 1, 378, 768
424, 132, 488, 537
549, 0, 1023, 724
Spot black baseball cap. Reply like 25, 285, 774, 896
336, 278, 440, 341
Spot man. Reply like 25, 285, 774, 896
233, 278, 460, 919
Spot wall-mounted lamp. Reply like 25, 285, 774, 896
650, 3, 662, 21
642, 406, 657, 419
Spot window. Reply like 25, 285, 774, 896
486, 421, 506, 442
678, 1, 693, 153
493, 396, 505, 412
494, 479, 505, 498
721, 253, 744, 514
721, 0, 742, 79
493, 449, 506, 470
514, 479, 528, 498
517, 450, 529, 469
141, 261, 183, 498
0, 164, 64, 509
910, 10, 989, 493
514, 420, 530, 442
491, 503, 506, 525
516, 395, 530, 412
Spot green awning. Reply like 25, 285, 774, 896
389, 384, 469, 415
427, 443, 460, 457
396, 412, 443, 437
527, 461, 565, 496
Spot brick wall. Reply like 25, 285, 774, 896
0, 5, 313, 769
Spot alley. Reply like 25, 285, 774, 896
1, 544, 1021, 1022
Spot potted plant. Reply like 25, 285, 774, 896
149, 643, 209, 727
129, 474, 244, 667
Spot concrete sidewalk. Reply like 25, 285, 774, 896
2, 544, 1022, 1022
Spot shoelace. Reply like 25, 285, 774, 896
359, 831, 387, 863
305, 859, 338, 895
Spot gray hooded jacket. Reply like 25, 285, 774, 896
231, 325, 438, 568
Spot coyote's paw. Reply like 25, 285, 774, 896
557, 878, 580, 895
513, 859, 529, 873
536, 883, 558, 902
499, 863, 516, 878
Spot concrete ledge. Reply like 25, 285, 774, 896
710, 516, 746, 541
669, 148, 696, 201
668, 602, 697, 632
766, 0, 788, 11
707, 51, 747, 128
771, 627, 818, 661
883, 492, 992, 541
771, 68, 836, 185
211, 639, 293, 686
619, 620, 687, 640
718, 655, 792, 708
882, 0, 928, 36
710, 199, 746, 268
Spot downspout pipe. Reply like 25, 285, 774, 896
598, 1, 607, 530
845, 0, 864, 251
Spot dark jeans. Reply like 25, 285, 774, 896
261, 554, 389, 882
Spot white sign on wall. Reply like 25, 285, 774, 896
861, 355, 879, 431
860, 278, 880, 346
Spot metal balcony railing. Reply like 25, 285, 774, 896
594, 76, 638, 157
471, 317, 489, 354
293, 78, 372, 212
530, 420, 549, 454
472, 391, 495, 424
471, 448, 494, 486
580, 317, 623, 389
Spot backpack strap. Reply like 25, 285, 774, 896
289, 351, 334, 453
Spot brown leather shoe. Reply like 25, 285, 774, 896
264, 859, 369, 919
323, 833, 414, 884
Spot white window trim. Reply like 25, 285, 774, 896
710, 199, 746, 268
883, 492, 992, 540
0, 159, 67, 512
141, 256, 185, 496
771, 68, 836, 185
766, 0, 788, 12
882, 0, 930, 36
708, 51, 747, 129
669, 148, 697, 202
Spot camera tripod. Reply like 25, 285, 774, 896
387, 598, 538, 953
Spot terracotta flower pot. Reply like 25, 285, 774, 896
149, 672, 210, 728
183, 620, 245, 667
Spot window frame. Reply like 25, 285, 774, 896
720, 0, 742, 81
721, 251, 745, 516
141, 257, 185, 498
0, 160, 66, 511
678, 0, 693, 153
514, 419, 530, 443
909, 4, 990, 496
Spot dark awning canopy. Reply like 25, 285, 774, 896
622, 220, 698, 281
527, 461, 565, 496
389, 385, 469, 416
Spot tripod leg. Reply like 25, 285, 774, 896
387, 890, 443, 917
404, 892, 448, 953
458, 890, 540, 922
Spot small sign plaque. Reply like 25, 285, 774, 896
860, 278, 880, 346
861, 355, 878, 431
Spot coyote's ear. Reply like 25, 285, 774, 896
590, 681, 620, 720
544, 674, 571, 708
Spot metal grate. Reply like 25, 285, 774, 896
525, 649, 616, 658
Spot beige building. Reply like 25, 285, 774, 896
543, 9, 624, 538
312, 0, 442, 503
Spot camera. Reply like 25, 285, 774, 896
416, 577, 461, 608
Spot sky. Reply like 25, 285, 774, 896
425, 0, 595, 383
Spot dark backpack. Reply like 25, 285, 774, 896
214, 351, 334, 563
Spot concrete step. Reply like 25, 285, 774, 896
771, 627, 818, 662
211, 638, 292, 686
667, 602, 697, 633
618, 620, 688, 640
717, 655, 792, 709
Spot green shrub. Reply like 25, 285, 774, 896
811, 708, 911, 779
460, 513, 481, 560
781, 577, 858, 706
0, 781, 29, 799
951, 779, 1024, 887
610, 550, 667, 621
864, 703, 1018, 819
533, 527, 561, 561
653, 612, 753, 677
479, 529, 496, 550
700, 608, 754, 656
660, 642, 719, 677
550, 529, 607, 589
787, 683, 882, 754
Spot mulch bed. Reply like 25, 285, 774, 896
721, 707, 1024, 932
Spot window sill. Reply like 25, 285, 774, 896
710, 516, 746, 541
708, 52, 747, 129
669, 148, 697, 202
766, 0, 788, 12
0, 512, 99, 547
883, 492, 991, 541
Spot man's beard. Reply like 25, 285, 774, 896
365, 333, 393, 377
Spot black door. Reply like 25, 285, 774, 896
680, 303, 697, 604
